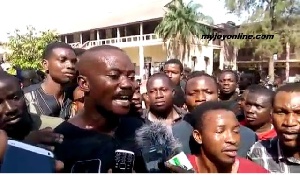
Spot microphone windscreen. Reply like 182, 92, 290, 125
135, 121, 182, 173
135, 121, 181, 153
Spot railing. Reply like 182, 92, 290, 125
69, 33, 221, 49
70, 33, 161, 49
69, 42, 81, 48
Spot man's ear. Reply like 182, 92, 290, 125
42, 59, 48, 72
192, 129, 202, 145
77, 75, 89, 92
180, 72, 184, 80
172, 88, 175, 97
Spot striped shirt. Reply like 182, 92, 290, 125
247, 137, 300, 173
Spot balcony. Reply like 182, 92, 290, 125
70, 33, 163, 49
69, 33, 223, 49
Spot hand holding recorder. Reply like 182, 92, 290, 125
24, 127, 63, 151
0, 140, 63, 173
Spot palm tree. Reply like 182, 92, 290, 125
155, 0, 213, 67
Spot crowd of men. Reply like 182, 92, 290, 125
0, 41, 298, 173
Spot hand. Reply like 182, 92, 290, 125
0, 130, 7, 162
55, 160, 64, 172
182, 104, 188, 111
0, 129, 63, 172
24, 127, 63, 151
164, 162, 195, 173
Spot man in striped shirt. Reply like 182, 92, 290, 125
247, 83, 300, 173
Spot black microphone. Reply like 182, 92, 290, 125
135, 121, 187, 173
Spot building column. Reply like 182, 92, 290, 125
139, 22, 145, 78
207, 48, 214, 75
232, 47, 238, 70
64, 36, 68, 43
117, 28, 120, 42
124, 27, 127, 36
139, 46, 145, 78
219, 48, 225, 70
139, 23, 143, 39
79, 33, 83, 44
96, 30, 100, 40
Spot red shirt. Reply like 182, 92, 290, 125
240, 120, 277, 140
257, 128, 277, 140
187, 155, 269, 173
239, 119, 247, 126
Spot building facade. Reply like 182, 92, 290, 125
236, 39, 300, 81
57, 0, 234, 78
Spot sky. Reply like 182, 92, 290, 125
0, 0, 242, 42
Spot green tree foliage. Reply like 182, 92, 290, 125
224, 0, 300, 54
6, 26, 58, 70
155, 0, 213, 64
223, 0, 300, 81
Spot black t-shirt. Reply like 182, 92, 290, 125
173, 85, 185, 107
114, 115, 147, 173
54, 121, 119, 173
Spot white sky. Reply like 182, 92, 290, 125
0, 0, 242, 42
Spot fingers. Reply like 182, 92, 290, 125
107, 169, 112, 173
39, 128, 63, 144
165, 162, 185, 173
25, 128, 63, 145
55, 160, 64, 172
164, 162, 194, 173
36, 144, 55, 151
41, 133, 63, 144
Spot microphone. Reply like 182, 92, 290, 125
135, 121, 192, 172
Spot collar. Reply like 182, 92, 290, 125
218, 91, 239, 101
277, 138, 285, 161
277, 138, 300, 164
147, 105, 185, 124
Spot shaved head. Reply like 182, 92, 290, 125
76, 45, 126, 77
76, 45, 135, 117
146, 73, 174, 91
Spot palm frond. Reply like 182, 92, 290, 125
155, 0, 213, 62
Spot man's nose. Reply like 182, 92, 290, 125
196, 92, 206, 102
66, 60, 76, 69
132, 93, 140, 100
4, 101, 17, 114
223, 81, 229, 85
225, 131, 238, 144
155, 91, 164, 99
165, 72, 172, 78
119, 76, 133, 90
283, 113, 298, 127
247, 105, 255, 113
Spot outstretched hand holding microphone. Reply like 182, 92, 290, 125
135, 121, 195, 173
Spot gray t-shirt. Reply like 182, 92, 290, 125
172, 120, 193, 154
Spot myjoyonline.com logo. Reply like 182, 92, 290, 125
202, 33, 274, 41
